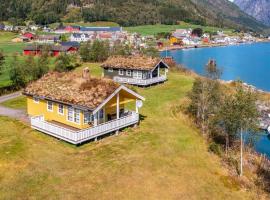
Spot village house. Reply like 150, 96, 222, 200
22, 32, 35, 40
101, 56, 169, 86
34, 35, 60, 44
23, 69, 145, 144
70, 33, 91, 42
23, 44, 78, 56
79, 26, 122, 34
55, 25, 80, 34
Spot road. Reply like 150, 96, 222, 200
0, 91, 29, 123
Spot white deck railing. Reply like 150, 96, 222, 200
113, 75, 167, 86
31, 112, 139, 144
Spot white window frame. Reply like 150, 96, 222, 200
84, 111, 92, 124
119, 69, 124, 75
108, 68, 113, 72
58, 104, 64, 115
33, 97, 39, 104
126, 70, 132, 76
67, 106, 81, 124
74, 109, 80, 124
67, 106, 74, 122
47, 101, 53, 112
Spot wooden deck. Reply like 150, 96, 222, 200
30, 111, 139, 144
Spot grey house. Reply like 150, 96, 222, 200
101, 56, 169, 86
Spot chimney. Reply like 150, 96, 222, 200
82, 67, 90, 80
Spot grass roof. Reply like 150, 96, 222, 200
101, 55, 161, 71
24, 71, 120, 110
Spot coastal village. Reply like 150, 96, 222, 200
0, 23, 269, 57
1, 20, 270, 199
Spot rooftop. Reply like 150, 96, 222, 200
101, 56, 162, 70
24, 72, 120, 110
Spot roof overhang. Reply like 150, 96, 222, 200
92, 85, 145, 114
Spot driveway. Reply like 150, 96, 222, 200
0, 92, 29, 123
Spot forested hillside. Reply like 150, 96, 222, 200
0, 0, 267, 32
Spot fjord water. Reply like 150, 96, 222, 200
161, 42, 270, 91
161, 42, 270, 158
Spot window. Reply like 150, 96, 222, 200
119, 69, 124, 75
126, 70, 132, 76
47, 101, 53, 111
84, 111, 91, 124
33, 97, 39, 103
99, 109, 104, 119
58, 104, 64, 115
108, 68, 113, 72
74, 109, 80, 124
67, 106, 74, 122
67, 107, 81, 124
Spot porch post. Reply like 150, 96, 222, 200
94, 113, 98, 126
135, 100, 139, 114
157, 66, 160, 77
116, 93, 120, 119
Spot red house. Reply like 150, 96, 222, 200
23, 45, 78, 57
64, 26, 80, 33
23, 32, 35, 40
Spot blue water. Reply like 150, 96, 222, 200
161, 42, 270, 91
161, 42, 270, 158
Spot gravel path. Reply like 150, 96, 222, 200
0, 92, 29, 123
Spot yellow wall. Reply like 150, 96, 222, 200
27, 97, 88, 129
26, 91, 136, 130
170, 36, 181, 45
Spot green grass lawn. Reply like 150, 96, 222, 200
49, 21, 120, 29
0, 64, 260, 199
125, 22, 234, 36
0, 31, 25, 55
1, 95, 27, 110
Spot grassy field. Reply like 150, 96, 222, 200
49, 21, 120, 29
125, 22, 234, 36
0, 31, 25, 55
0, 64, 262, 199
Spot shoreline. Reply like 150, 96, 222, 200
159, 40, 270, 52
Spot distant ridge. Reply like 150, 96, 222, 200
234, 0, 270, 26
0, 0, 267, 32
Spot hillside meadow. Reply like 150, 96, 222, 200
0, 64, 265, 199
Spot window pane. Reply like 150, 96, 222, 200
84, 112, 91, 124
68, 107, 74, 121
74, 109, 80, 123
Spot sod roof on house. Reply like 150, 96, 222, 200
24, 72, 120, 110
101, 56, 163, 70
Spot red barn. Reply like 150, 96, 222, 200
64, 26, 80, 33
23, 32, 35, 40
23, 45, 78, 57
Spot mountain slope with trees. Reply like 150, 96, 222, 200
0, 0, 267, 32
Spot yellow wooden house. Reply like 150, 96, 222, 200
23, 69, 145, 144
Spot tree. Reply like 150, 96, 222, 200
9, 54, 27, 88
0, 51, 5, 75
192, 28, 203, 37
218, 83, 259, 176
79, 42, 91, 62
89, 40, 110, 62
55, 54, 80, 72
188, 62, 222, 135
141, 47, 159, 58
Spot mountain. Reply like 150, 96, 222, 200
234, 0, 270, 26
0, 0, 267, 32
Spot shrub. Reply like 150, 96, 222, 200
209, 142, 222, 156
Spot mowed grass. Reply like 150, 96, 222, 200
0, 31, 26, 55
0, 65, 259, 199
1, 95, 27, 110
125, 22, 234, 36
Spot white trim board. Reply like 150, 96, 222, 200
93, 85, 145, 114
